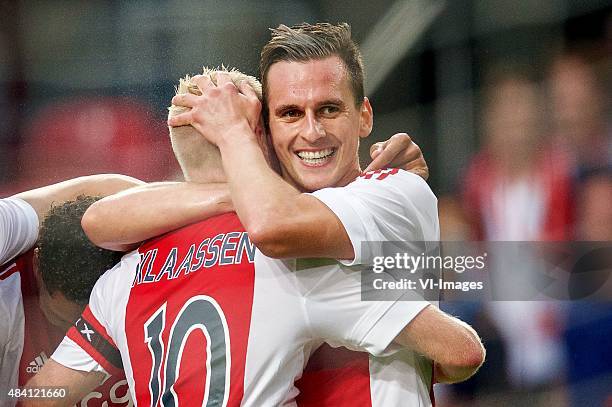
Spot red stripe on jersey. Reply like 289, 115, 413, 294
67, 308, 124, 377
13, 250, 65, 387
376, 168, 399, 180
1, 247, 35, 278
125, 213, 256, 406
296, 345, 372, 406
0, 262, 18, 280
359, 168, 400, 181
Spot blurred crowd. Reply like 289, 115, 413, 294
0, 97, 179, 196
438, 51, 612, 406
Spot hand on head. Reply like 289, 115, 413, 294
168, 71, 262, 147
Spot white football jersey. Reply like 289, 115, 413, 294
54, 169, 439, 406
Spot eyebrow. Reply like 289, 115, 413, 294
274, 99, 346, 116
319, 98, 345, 107
274, 104, 300, 116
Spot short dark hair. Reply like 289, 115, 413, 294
37, 195, 122, 304
260, 22, 365, 109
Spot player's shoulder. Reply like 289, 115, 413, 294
0, 196, 37, 219
91, 250, 139, 297
0, 197, 39, 266
357, 168, 427, 186
355, 169, 436, 202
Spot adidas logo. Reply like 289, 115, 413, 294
25, 352, 48, 374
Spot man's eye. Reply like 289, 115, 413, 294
320, 106, 340, 115
282, 110, 302, 118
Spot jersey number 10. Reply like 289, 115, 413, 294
144, 296, 231, 407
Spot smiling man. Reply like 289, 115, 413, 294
165, 23, 484, 405
264, 55, 371, 192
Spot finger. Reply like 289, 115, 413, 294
369, 142, 385, 160
191, 74, 213, 92
238, 80, 262, 114
364, 144, 399, 172
385, 133, 417, 160
238, 80, 258, 101
386, 154, 423, 170
365, 133, 416, 172
167, 110, 193, 127
376, 134, 421, 170
411, 168, 429, 181
215, 71, 234, 88
171, 93, 200, 108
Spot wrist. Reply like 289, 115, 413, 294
216, 121, 257, 150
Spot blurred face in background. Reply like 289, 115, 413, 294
577, 174, 612, 240
265, 56, 372, 192
548, 56, 605, 148
483, 77, 543, 162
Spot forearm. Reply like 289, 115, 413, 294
82, 182, 233, 251
394, 306, 485, 383
12, 174, 145, 223
434, 359, 482, 384
218, 130, 299, 234
216, 125, 354, 259
23, 359, 105, 406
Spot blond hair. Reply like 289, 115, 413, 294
168, 67, 262, 183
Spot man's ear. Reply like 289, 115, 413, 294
256, 118, 282, 175
359, 97, 373, 139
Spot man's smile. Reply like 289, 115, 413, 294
295, 148, 337, 167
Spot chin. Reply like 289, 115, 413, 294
298, 176, 335, 192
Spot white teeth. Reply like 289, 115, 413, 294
297, 149, 335, 160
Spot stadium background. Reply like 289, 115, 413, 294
0, 0, 610, 405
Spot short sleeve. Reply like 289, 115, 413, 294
0, 198, 39, 266
306, 170, 438, 355
52, 337, 108, 374
309, 169, 439, 266
305, 264, 430, 356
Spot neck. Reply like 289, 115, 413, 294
337, 167, 362, 187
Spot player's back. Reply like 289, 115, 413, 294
82, 213, 312, 406
127, 212, 257, 406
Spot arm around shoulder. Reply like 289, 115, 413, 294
12, 174, 145, 224
82, 182, 233, 251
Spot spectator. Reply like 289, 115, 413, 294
462, 72, 572, 398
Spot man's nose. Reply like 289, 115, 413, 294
301, 112, 326, 142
